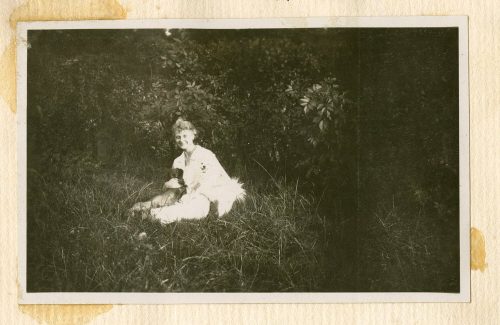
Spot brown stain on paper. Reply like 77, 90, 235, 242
471, 227, 487, 271
9, 2, 125, 323
19, 305, 113, 325
0, 41, 16, 112
1, 0, 127, 113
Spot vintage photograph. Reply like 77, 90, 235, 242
18, 18, 469, 303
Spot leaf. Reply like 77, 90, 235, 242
319, 120, 328, 132
300, 97, 310, 106
307, 137, 318, 147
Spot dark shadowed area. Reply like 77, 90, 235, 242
26, 28, 459, 292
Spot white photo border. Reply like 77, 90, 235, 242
17, 16, 470, 304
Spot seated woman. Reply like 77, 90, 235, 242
148, 118, 245, 224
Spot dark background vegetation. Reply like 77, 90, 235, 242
26, 28, 460, 292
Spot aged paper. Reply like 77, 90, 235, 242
1, 0, 498, 324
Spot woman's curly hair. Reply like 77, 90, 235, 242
172, 117, 198, 139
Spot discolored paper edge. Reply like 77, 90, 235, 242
16, 16, 470, 305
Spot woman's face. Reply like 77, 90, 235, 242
175, 129, 195, 151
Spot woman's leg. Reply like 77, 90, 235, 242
149, 193, 210, 224
129, 191, 177, 212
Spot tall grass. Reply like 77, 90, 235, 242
27, 164, 337, 292
27, 161, 459, 292
358, 195, 460, 292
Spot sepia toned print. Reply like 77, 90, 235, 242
17, 17, 469, 303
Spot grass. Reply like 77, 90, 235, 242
27, 163, 338, 292
358, 194, 460, 292
26, 160, 460, 292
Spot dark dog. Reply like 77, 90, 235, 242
129, 168, 186, 212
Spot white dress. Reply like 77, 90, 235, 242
150, 145, 245, 224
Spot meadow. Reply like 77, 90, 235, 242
27, 159, 348, 292
27, 156, 458, 292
